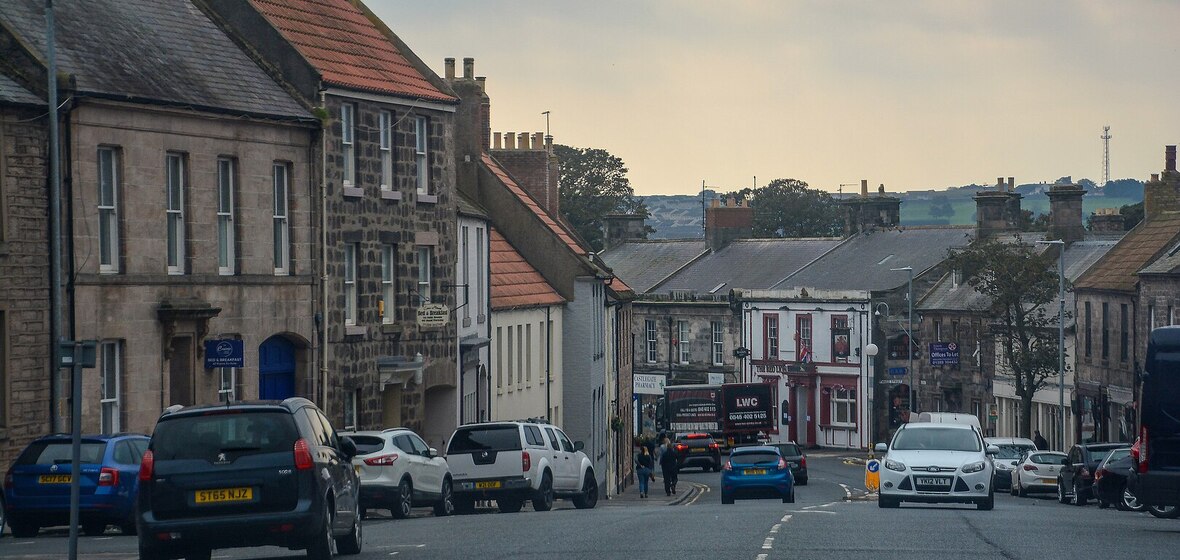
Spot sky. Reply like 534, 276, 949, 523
373, 1, 1180, 196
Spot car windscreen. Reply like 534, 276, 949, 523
447, 426, 522, 454
892, 428, 981, 452
1101, 449, 1131, 465
151, 411, 299, 460
16, 441, 107, 465
350, 435, 386, 455
1029, 453, 1067, 465
731, 452, 779, 465
774, 444, 802, 457
1086, 446, 1123, 463
994, 444, 1034, 459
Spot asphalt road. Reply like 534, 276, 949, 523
4, 453, 1180, 559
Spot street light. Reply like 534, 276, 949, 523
865, 307, 882, 450
890, 267, 916, 414
1037, 239, 1066, 451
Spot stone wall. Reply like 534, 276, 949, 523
630, 299, 740, 384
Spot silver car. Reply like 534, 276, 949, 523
341, 428, 454, 518
1010, 450, 1067, 496
875, 423, 999, 510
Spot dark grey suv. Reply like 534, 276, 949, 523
137, 398, 361, 560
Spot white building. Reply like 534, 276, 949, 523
454, 197, 491, 437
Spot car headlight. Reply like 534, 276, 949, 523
884, 459, 907, 472
994, 463, 1010, 471
961, 461, 986, 474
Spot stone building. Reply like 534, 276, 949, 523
0, 74, 50, 466
206, 0, 462, 437
2, 0, 320, 436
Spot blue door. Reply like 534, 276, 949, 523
259, 336, 296, 400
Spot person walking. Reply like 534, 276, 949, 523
1034, 430, 1050, 450
659, 437, 680, 496
635, 446, 654, 498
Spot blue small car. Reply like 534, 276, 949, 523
3, 433, 149, 537
720, 445, 795, 504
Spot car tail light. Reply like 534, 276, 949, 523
1094, 468, 1106, 482
1137, 427, 1149, 474
138, 450, 154, 482
294, 439, 314, 470
708, 443, 720, 450
800, 456, 806, 469
777, 458, 787, 470
363, 454, 399, 466
1023, 464, 1039, 471
98, 467, 119, 486
522, 451, 531, 472
675, 444, 688, 453
723, 460, 732, 472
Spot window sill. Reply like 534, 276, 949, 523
344, 325, 366, 337
821, 424, 857, 430
417, 193, 438, 204
381, 190, 401, 201
343, 187, 364, 198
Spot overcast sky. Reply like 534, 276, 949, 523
374, 0, 1180, 196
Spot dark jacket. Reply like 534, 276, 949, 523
637, 452, 654, 470
659, 445, 680, 469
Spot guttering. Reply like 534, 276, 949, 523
319, 88, 329, 410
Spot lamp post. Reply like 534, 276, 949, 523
891, 267, 916, 413
1037, 239, 1066, 450
865, 311, 880, 451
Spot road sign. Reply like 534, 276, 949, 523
204, 339, 243, 369
888, 367, 907, 376
865, 459, 880, 491
878, 379, 904, 385
733, 346, 751, 359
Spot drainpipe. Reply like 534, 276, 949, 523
545, 306, 552, 422
319, 89, 330, 412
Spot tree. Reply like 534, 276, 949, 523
554, 145, 649, 251
729, 178, 841, 238
1119, 201, 1144, 231
929, 194, 955, 219
947, 238, 1066, 439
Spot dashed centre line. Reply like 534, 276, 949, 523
755, 514, 793, 557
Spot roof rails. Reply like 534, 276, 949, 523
513, 417, 551, 425
381, 427, 410, 433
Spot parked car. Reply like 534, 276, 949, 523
721, 446, 795, 504
445, 420, 597, 514
916, 412, 983, 431
875, 423, 999, 510
1129, 326, 1180, 511
769, 442, 807, 485
1091, 447, 1144, 511
137, 399, 361, 560
3, 433, 149, 538
1010, 451, 1067, 496
674, 433, 722, 472
984, 437, 1037, 489
341, 428, 453, 518
1057, 442, 1124, 506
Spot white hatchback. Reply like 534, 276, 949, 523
341, 428, 453, 518
1010, 451, 1067, 497
875, 423, 999, 510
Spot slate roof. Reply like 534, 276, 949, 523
775, 227, 975, 292
249, 0, 455, 103
490, 228, 564, 310
0, 74, 41, 106
599, 239, 708, 294
1074, 212, 1180, 292
655, 238, 842, 294
457, 192, 488, 219
482, 153, 590, 258
0, 0, 310, 120
1138, 239, 1180, 275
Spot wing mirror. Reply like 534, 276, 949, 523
574, 440, 585, 452
874, 443, 888, 453
427, 447, 438, 458
985, 444, 1000, 455
339, 436, 358, 459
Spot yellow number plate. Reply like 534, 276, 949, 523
744, 469, 767, 475
475, 481, 501, 489
194, 487, 253, 504
39, 475, 72, 484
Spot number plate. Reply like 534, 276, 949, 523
475, 481, 501, 489
194, 487, 253, 504
690, 449, 706, 454
915, 477, 951, 486
1041, 478, 1056, 484
744, 469, 767, 475
39, 475, 72, 484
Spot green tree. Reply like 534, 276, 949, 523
929, 194, 955, 219
947, 238, 1066, 439
554, 145, 649, 251
729, 178, 841, 238
1119, 201, 1144, 230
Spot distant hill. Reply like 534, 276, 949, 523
641, 180, 1143, 239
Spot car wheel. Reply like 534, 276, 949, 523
1057, 479, 1070, 504
306, 501, 336, 560
712, 463, 721, 473
1098, 497, 1110, 509
453, 496, 475, 515
137, 539, 166, 560
0, 497, 6, 538
532, 473, 555, 512
977, 487, 995, 511
496, 498, 523, 513
797, 476, 808, 486
721, 492, 734, 505
391, 479, 413, 519
878, 496, 899, 509
10, 522, 38, 538
1148, 505, 1180, 519
82, 521, 106, 536
120, 520, 137, 536
433, 479, 455, 517
1121, 488, 1146, 512
1073, 481, 1088, 506
184, 550, 212, 560
783, 489, 795, 504
1010, 481, 1018, 496
572, 472, 599, 509
334, 507, 362, 555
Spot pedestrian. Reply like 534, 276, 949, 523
635, 446, 654, 498
659, 437, 679, 496
1033, 430, 1049, 450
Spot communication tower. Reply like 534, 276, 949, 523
1101, 125, 1112, 187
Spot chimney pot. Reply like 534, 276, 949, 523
1152, 173, 1160, 182
1167, 145, 1176, 172
860, 179, 868, 197
879, 183, 886, 195
444, 58, 455, 79
997, 177, 1005, 189
493, 132, 502, 150
1008, 177, 1015, 191
462, 58, 474, 79
475, 76, 486, 91
533, 132, 544, 150
506, 132, 516, 150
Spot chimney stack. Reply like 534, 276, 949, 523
1048, 182, 1086, 245
1089, 208, 1125, 233
444, 58, 455, 79
448, 56, 492, 200
1008, 177, 1015, 191
860, 179, 868, 197
463, 57, 474, 79
975, 175, 1023, 238
1144, 146, 1180, 222
1167, 145, 1176, 172
705, 198, 754, 251
840, 179, 900, 236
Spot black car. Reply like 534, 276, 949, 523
769, 442, 808, 485
1057, 442, 1124, 506
673, 433, 722, 472
137, 399, 361, 560
1092, 448, 1142, 511
1129, 326, 1180, 509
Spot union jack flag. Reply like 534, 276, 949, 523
798, 340, 813, 363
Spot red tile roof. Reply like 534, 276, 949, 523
482, 153, 590, 257
249, 0, 455, 102
491, 228, 565, 310
1074, 212, 1180, 293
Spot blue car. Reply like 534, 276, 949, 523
720, 445, 795, 504
3, 433, 149, 537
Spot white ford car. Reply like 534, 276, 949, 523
445, 421, 598, 513
341, 428, 454, 519
875, 423, 999, 510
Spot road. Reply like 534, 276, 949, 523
3, 453, 1180, 559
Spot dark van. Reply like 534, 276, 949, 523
1130, 326, 1180, 507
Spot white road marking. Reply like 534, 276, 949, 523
756, 555, 769, 560
803, 505, 817, 509
781, 514, 792, 522
762, 537, 774, 549
839, 483, 852, 498
788, 510, 837, 515
770, 524, 781, 533
755, 516, 791, 558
